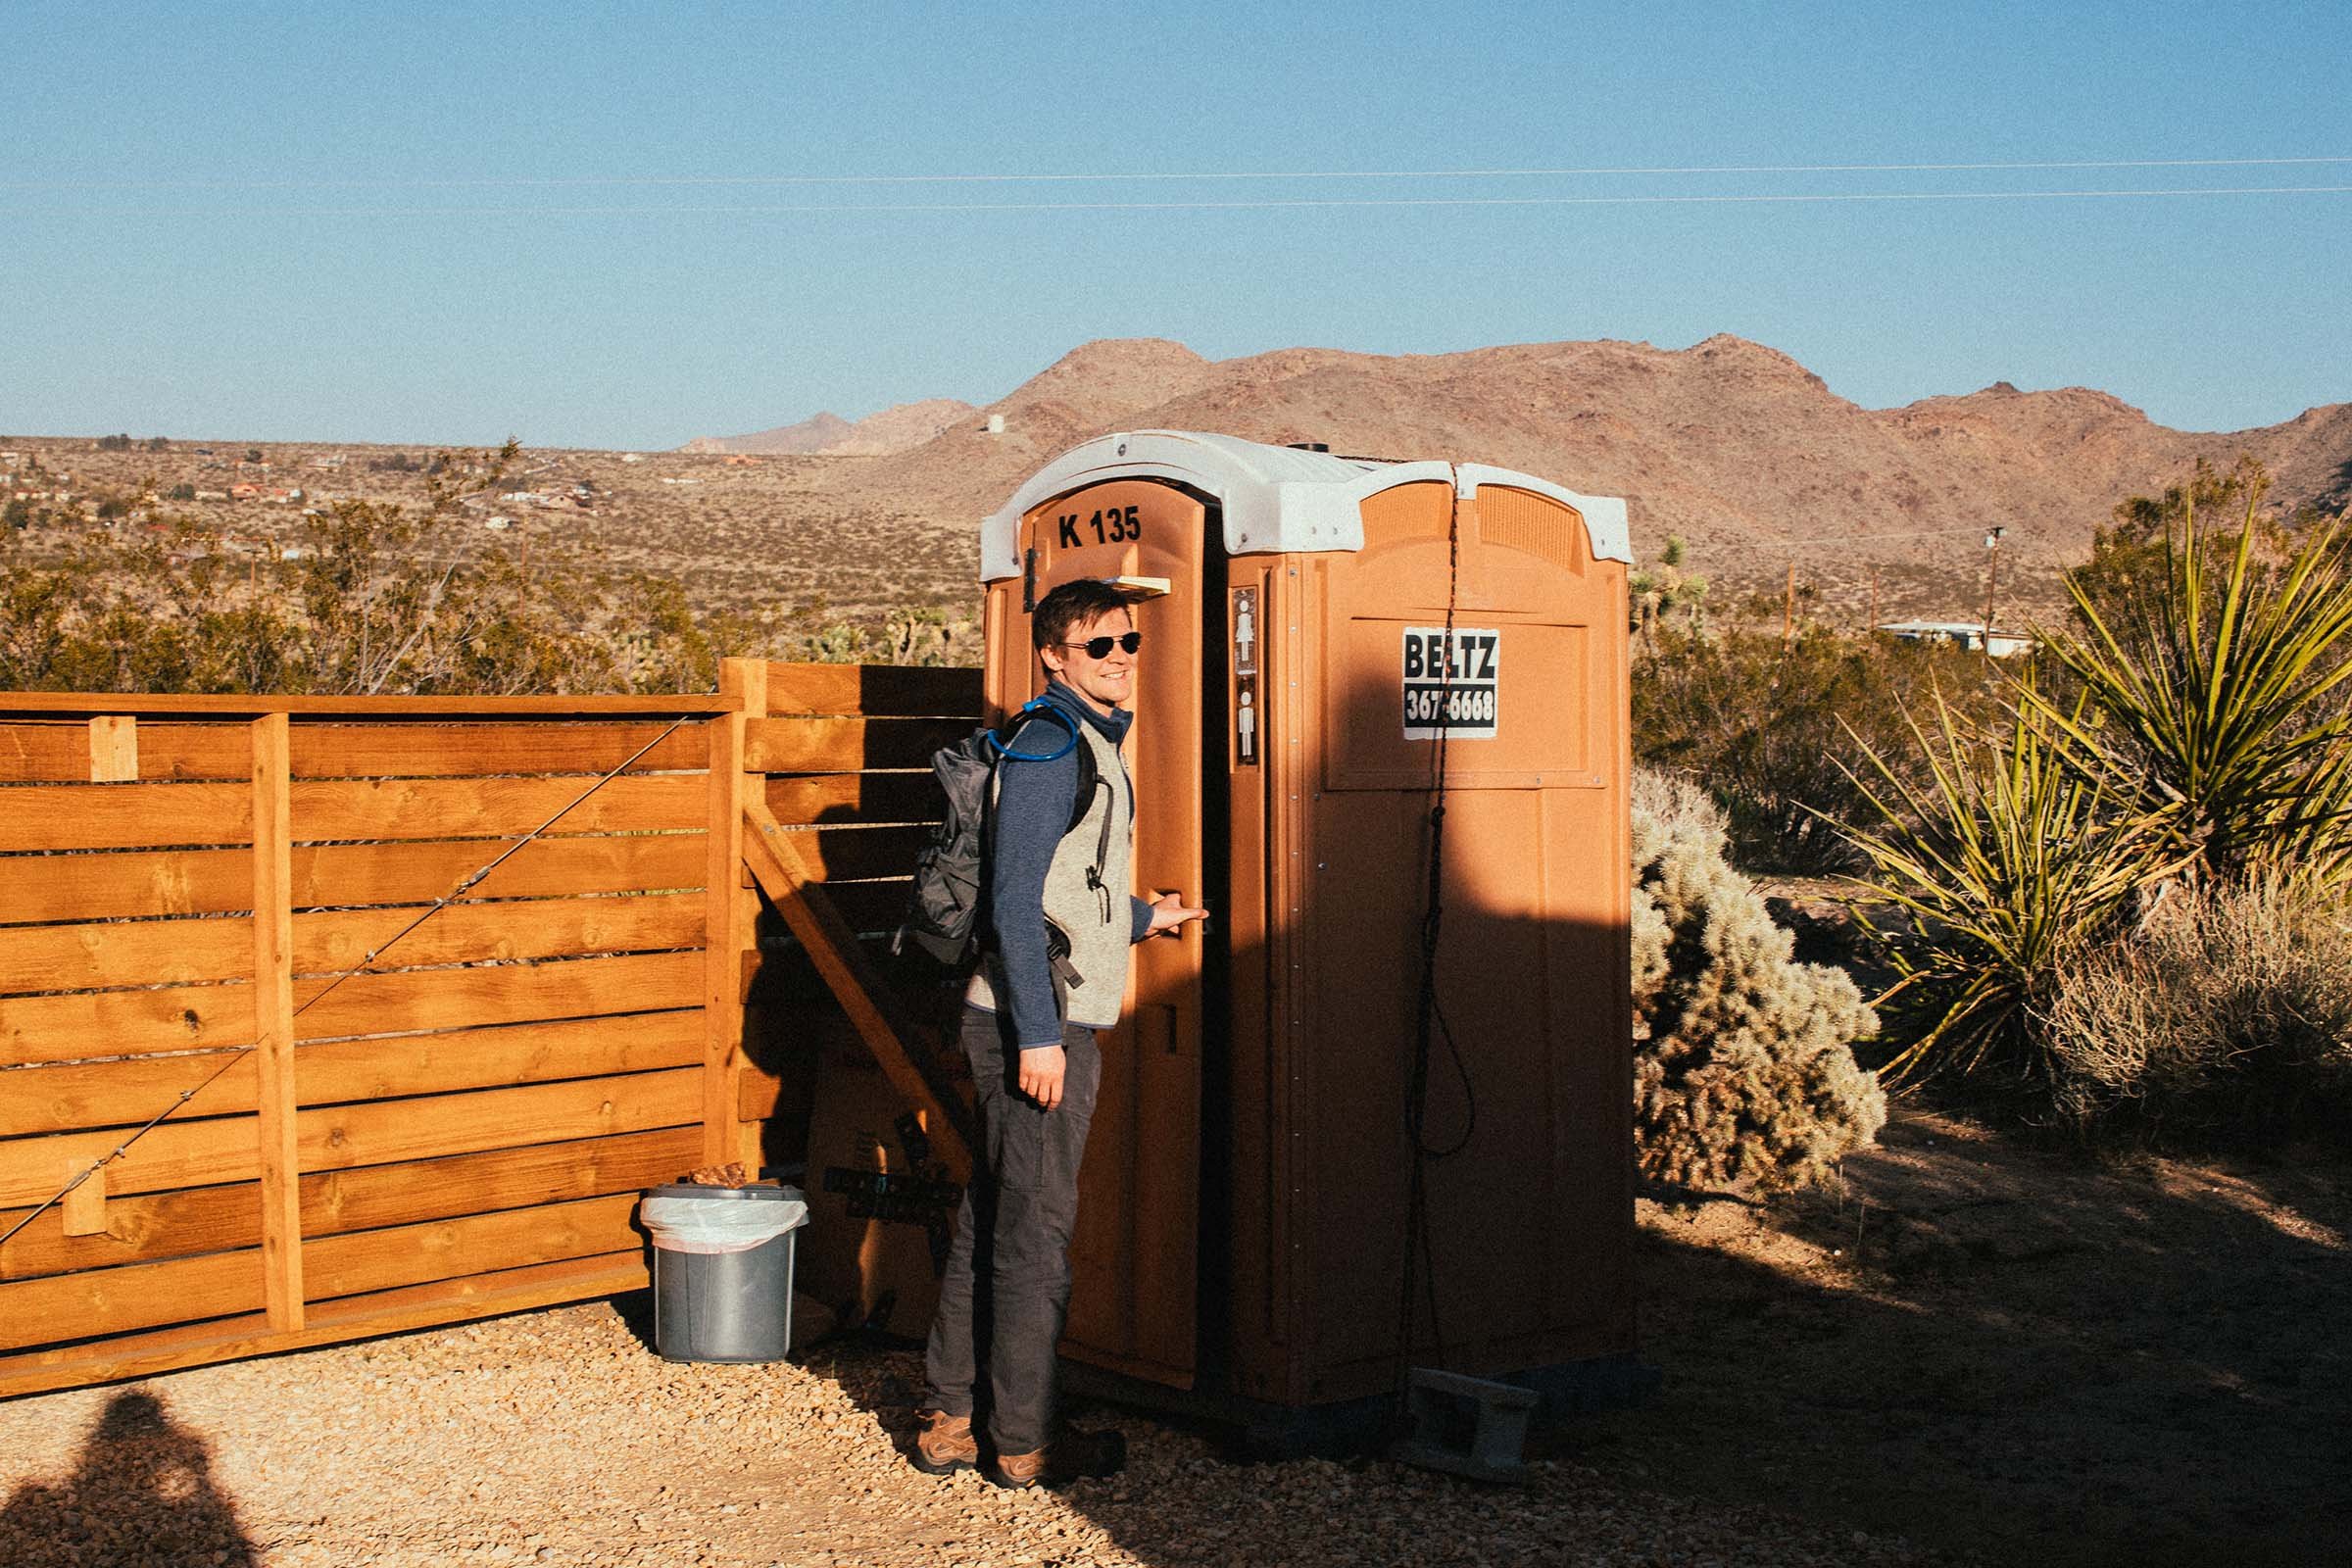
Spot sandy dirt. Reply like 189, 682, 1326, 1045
5, 1099, 2341, 1565
1582, 1101, 2351, 1567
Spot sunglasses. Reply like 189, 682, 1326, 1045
1058, 631, 1144, 658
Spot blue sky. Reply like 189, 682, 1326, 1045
3, 1, 2347, 449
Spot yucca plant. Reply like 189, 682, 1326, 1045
2029, 493, 2352, 889
1833, 688, 2149, 1086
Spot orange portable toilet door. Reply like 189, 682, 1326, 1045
997, 478, 1207, 1389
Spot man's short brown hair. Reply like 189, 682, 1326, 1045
1033, 578, 1146, 651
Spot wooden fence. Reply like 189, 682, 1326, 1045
0, 660, 981, 1397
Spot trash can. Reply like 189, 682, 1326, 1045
640, 1182, 809, 1363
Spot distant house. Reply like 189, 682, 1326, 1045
1880, 619, 2034, 658
228, 483, 263, 500
619, 453, 645, 464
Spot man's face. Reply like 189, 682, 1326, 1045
1041, 606, 1138, 711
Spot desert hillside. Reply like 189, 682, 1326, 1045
683, 398, 976, 457
9, 335, 2346, 628
798, 334, 2352, 624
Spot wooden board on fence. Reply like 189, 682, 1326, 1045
0, 914, 253, 996
0, 848, 254, 925
287, 724, 710, 779
0, 721, 720, 784
743, 717, 970, 773
763, 663, 982, 717
0, 1246, 261, 1348
301, 1192, 644, 1302
0, 981, 256, 1066
0, 1065, 702, 1207
292, 948, 704, 1041
0, 1250, 651, 1400
1, 1010, 707, 1139
0, 784, 253, 853
295, 834, 708, 908
764, 773, 941, 827
291, 891, 704, 975
290, 775, 704, 842
0, 1127, 700, 1280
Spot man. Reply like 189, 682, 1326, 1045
913, 577, 1203, 1489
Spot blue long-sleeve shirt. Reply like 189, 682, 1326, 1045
988, 679, 1152, 1050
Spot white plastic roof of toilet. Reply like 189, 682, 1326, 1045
976, 430, 1632, 581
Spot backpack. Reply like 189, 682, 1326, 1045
893, 698, 1103, 969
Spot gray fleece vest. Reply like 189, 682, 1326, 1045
967, 719, 1135, 1030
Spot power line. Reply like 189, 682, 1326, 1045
21, 185, 2352, 218
4, 155, 2349, 190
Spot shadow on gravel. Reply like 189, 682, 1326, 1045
0, 1391, 259, 1568
1567, 1109, 2352, 1568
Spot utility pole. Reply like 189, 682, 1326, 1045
1982, 526, 2007, 653
1867, 565, 1880, 633
1782, 561, 1796, 650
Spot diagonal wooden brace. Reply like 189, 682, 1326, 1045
740, 800, 976, 1185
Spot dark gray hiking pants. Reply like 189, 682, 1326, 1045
921, 1005, 1101, 1456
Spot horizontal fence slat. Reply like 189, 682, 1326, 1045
764, 662, 982, 717
0, 1250, 649, 1400
290, 775, 705, 841
0, 915, 252, 996
293, 948, 704, 1040
0, 1128, 700, 1280
771, 824, 928, 883
302, 1192, 644, 1301
0, 949, 701, 1068
291, 891, 705, 975
744, 716, 971, 773
0, 1247, 260, 1350
0, 1065, 702, 1206
0, 835, 705, 937
763, 772, 941, 826
0, 982, 254, 1067
0, 849, 252, 925
288, 723, 710, 779
295, 833, 707, 908
296, 1067, 703, 1180
0, 784, 253, 853
0, 722, 713, 785
0, 693, 735, 716
0, 1010, 706, 1139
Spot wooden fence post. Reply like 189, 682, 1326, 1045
702, 662, 762, 1167
250, 712, 304, 1331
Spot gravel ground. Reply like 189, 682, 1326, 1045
0, 1300, 1940, 1568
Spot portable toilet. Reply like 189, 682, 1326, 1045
976, 430, 1639, 1428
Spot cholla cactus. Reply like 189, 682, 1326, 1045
1631, 771, 1886, 1189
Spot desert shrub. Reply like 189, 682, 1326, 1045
0, 444, 788, 696
1634, 623, 2001, 872
2029, 484, 2352, 890
1631, 767, 1886, 1189
1838, 688, 2149, 1088
1838, 465, 2352, 1132
2038, 877, 2352, 1145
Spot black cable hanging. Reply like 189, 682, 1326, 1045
0, 715, 696, 1255
1391, 492, 1482, 1405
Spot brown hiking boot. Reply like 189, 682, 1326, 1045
911, 1409, 978, 1475
992, 1427, 1126, 1490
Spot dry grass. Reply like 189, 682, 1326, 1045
2039, 876, 2352, 1140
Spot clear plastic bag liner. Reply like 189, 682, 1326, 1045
641, 1189, 809, 1255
